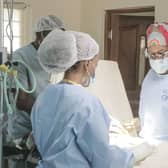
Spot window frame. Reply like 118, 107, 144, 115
3, 2, 26, 53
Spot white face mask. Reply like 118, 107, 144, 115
149, 57, 168, 74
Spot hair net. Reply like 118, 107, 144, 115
68, 31, 99, 61
146, 22, 168, 47
34, 15, 65, 32
38, 29, 77, 73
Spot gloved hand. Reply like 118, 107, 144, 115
131, 142, 155, 163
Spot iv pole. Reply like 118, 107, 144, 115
0, 0, 4, 167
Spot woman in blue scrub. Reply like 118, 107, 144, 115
31, 29, 134, 168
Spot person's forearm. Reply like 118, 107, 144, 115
16, 90, 35, 113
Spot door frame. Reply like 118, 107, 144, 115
104, 7, 155, 117
104, 6, 155, 60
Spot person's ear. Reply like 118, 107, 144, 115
83, 60, 90, 71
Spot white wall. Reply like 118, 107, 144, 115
81, 0, 168, 58
80, 0, 104, 58
15, 0, 168, 56
22, 0, 81, 43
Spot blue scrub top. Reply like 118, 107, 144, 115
7, 44, 50, 140
31, 83, 133, 168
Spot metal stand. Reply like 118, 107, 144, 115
0, 0, 4, 167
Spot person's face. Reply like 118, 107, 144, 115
40, 31, 51, 43
147, 45, 168, 60
147, 45, 168, 74
36, 31, 51, 47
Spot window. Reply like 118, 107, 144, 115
3, 7, 24, 53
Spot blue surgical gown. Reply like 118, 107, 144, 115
31, 83, 134, 168
8, 44, 50, 140
139, 69, 168, 140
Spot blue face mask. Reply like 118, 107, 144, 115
88, 72, 96, 85
83, 71, 95, 87
87, 60, 97, 87
83, 68, 96, 87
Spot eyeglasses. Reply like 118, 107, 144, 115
145, 48, 168, 60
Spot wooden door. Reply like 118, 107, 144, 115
119, 24, 138, 90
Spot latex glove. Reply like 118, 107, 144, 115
131, 142, 155, 163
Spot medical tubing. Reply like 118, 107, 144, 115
13, 60, 37, 93
0, 73, 4, 121
3, 71, 12, 114
14, 86, 19, 105
1, 59, 37, 114
1, 72, 18, 130
0, 60, 37, 131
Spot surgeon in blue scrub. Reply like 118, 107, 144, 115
7, 15, 65, 168
31, 29, 135, 168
